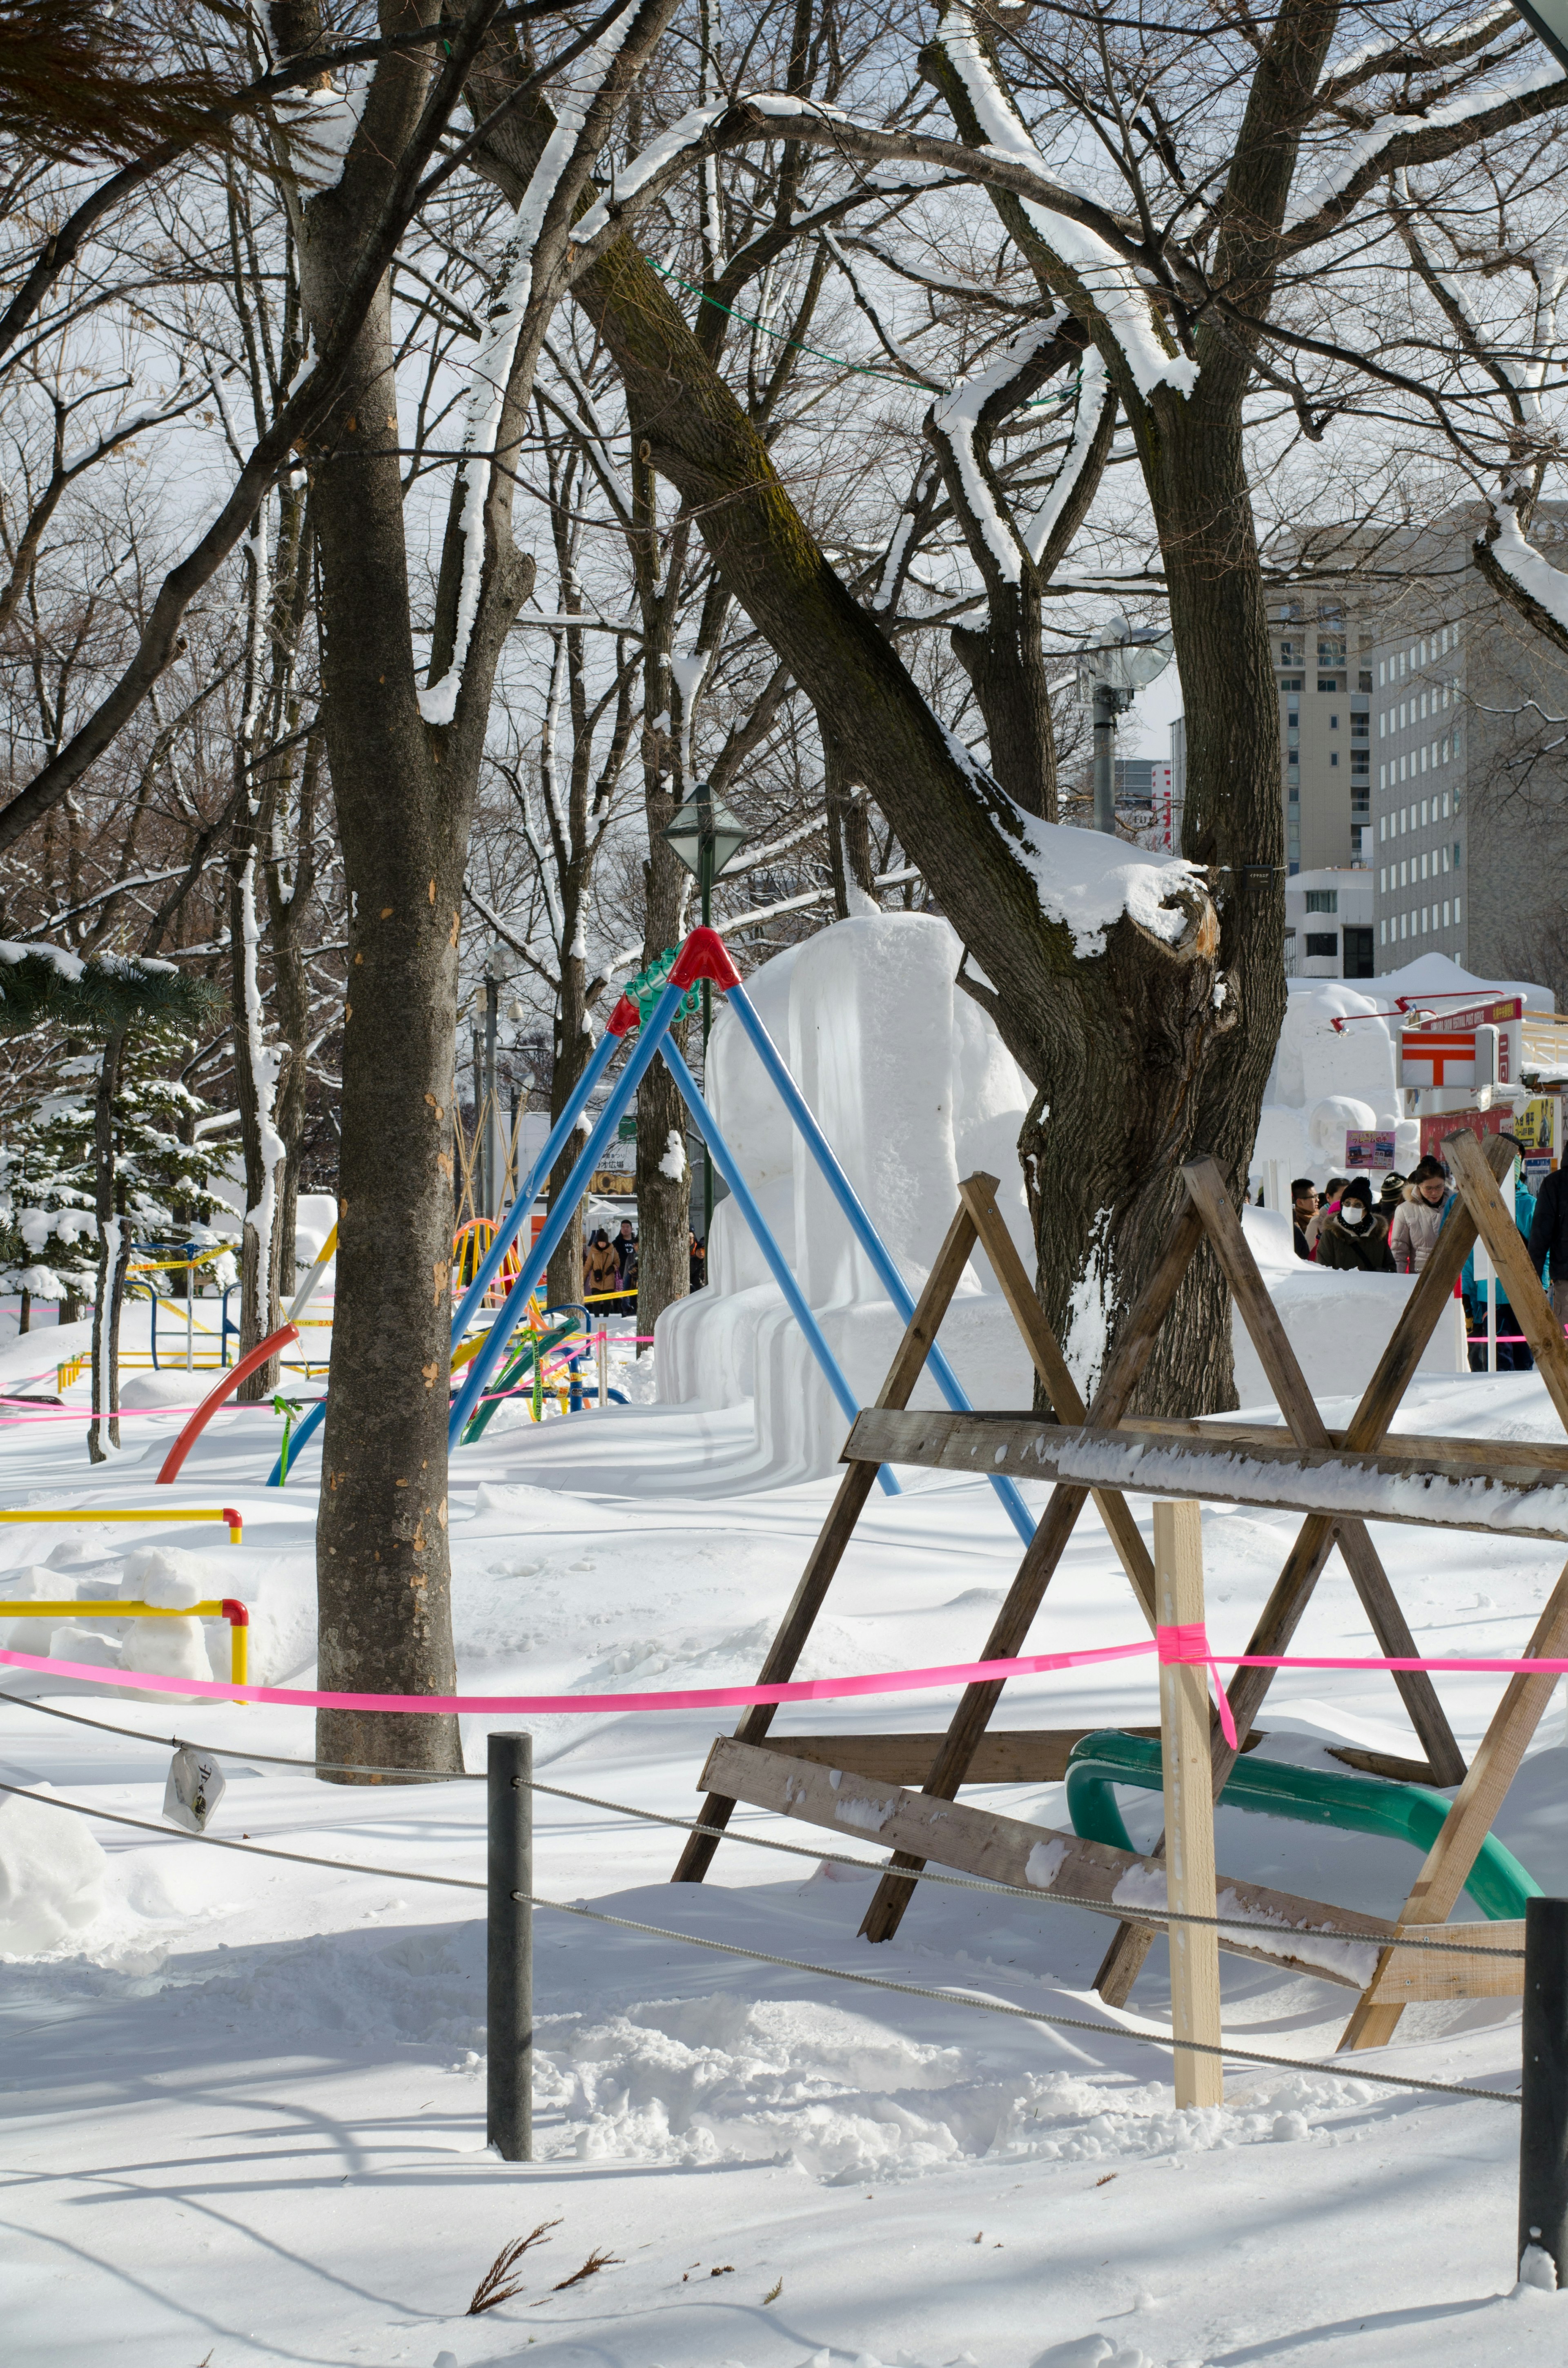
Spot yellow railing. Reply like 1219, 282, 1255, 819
0, 1597, 249, 1691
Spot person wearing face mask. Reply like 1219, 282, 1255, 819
1315, 1176, 1395, 1272
1389, 1155, 1455, 1274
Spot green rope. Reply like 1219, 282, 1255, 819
645, 255, 1076, 409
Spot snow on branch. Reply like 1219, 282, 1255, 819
934, 5, 1196, 400
1475, 501, 1568, 653
928, 318, 1070, 588
420, 2, 643, 728
1287, 57, 1568, 239
1024, 348, 1110, 566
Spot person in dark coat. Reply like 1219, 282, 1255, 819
1315, 1176, 1395, 1272
1530, 1162, 1568, 1329
688, 1230, 706, 1291
1290, 1177, 1319, 1261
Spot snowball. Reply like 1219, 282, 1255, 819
0, 1785, 107, 1953
122, 1544, 223, 1608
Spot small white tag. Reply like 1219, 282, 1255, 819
163, 1744, 225, 1833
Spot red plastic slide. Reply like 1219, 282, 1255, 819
156, 1323, 300, 1485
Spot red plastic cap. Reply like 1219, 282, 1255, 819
607, 994, 641, 1038
669, 928, 742, 992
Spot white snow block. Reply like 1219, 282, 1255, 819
0, 1785, 107, 1952
1232, 1265, 1463, 1409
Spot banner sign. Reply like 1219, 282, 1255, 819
1419, 1105, 1517, 1164
1513, 1095, 1559, 1155
1345, 1129, 1396, 1168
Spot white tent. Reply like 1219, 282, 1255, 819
1374, 949, 1554, 1013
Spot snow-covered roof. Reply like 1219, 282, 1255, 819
1375, 950, 1553, 1013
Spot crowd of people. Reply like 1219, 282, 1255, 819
581, 1215, 706, 1311
1289, 1152, 1561, 1373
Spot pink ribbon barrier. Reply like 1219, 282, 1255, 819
0, 1635, 1153, 1711
7, 1625, 1568, 1717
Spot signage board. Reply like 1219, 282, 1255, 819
617, 1115, 638, 1141
1406, 997, 1523, 1033
1526, 1155, 1554, 1195
1419, 1105, 1519, 1164
1513, 1095, 1559, 1155
1345, 1129, 1396, 1168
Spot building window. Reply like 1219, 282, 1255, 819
1343, 925, 1374, 978
1400, 912, 1408, 938
1441, 790, 1449, 816
1441, 845, 1449, 873
1399, 860, 1408, 886
1304, 932, 1338, 957
1379, 765, 1387, 791
1379, 811, 1386, 837
1419, 799, 1427, 825
1380, 918, 1387, 944
1305, 889, 1338, 912
1278, 638, 1301, 664
1379, 712, 1386, 738
1455, 893, 1463, 921
1330, 713, 1340, 729
1379, 659, 1387, 685
1317, 677, 1339, 692
1379, 866, 1387, 891
1401, 806, 1408, 832
1352, 713, 1368, 738
1280, 675, 1303, 691
1399, 755, 1407, 780
1443, 899, 1451, 926
1331, 751, 1339, 766
1421, 852, 1428, 879
1352, 750, 1370, 774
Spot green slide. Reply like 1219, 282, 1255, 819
1064, 1729, 1539, 1921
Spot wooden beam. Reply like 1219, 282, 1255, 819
1367, 1921, 1524, 2005
1446, 1126, 1568, 1432
1155, 1499, 1224, 2107
1130, 1416, 1568, 1479
1095, 1142, 1513, 2007
671, 1198, 983, 1883
959, 1171, 1157, 1624
1178, 1157, 1465, 1784
755, 1726, 1168, 1785
842, 1407, 1568, 1542
859, 1198, 1210, 1946
703, 1735, 1395, 1987
1340, 1555, 1568, 2049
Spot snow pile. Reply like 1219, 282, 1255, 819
122, 1545, 223, 1607
655, 912, 1038, 1483
1251, 978, 1410, 1191
1007, 814, 1207, 958
0, 1785, 107, 1953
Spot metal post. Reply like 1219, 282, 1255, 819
1521, 1895, 1568, 2287
487, 1730, 533, 2163
484, 972, 501, 1220
1093, 682, 1118, 835
699, 796, 715, 1243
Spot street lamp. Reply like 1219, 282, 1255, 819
661, 780, 750, 1235
1075, 619, 1173, 836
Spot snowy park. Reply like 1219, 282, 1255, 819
11, 2, 1568, 2365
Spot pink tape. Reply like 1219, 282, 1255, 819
0, 1636, 1154, 1712
6, 1633, 1568, 1718
1156, 1622, 1238, 1749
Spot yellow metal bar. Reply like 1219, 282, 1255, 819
0, 1598, 251, 1700
0, 1508, 243, 1542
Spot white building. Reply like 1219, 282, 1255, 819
1283, 867, 1375, 980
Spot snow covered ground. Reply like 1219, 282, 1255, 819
2, 1342, 1567, 2365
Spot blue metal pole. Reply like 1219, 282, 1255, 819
448, 980, 688, 1447
449, 1021, 627, 1347
657, 1037, 899, 1498
722, 982, 1036, 1547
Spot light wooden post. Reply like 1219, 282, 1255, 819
1155, 1498, 1225, 2109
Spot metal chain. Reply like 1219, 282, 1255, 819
0, 1776, 1517, 2108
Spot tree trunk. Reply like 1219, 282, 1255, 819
546, 956, 590, 1313
87, 1028, 127, 1462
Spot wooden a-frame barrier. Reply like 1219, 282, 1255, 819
674, 1127, 1568, 2049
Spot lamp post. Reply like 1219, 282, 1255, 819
1074, 621, 1173, 835
661, 780, 749, 1237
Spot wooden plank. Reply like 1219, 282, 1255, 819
672, 1200, 983, 1883
1097, 1145, 1509, 2010
1326, 1746, 1442, 1785
959, 1172, 1157, 1624
1342, 1127, 1518, 1453
756, 1726, 1167, 1785
1446, 1126, 1568, 1432
1179, 1155, 1464, 1783
1131, 1416, 1568, 1479
706, 1736, 1394, 1987
859, 1198, 1210, 1946
1340, 1554, 1568, 2049
1368, 1920, 1524, 2005
844, 1408, 1568, 1541
1155, 1500, 1224, 2107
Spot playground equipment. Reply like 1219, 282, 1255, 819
444, 930, 1037, 1543
1064, 1728, 1538, 1922
0, 1595, 249, 1688
0, 1506, 243, 1542
675, 1127, 1568, 2065
157, 1225, 338, 1487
